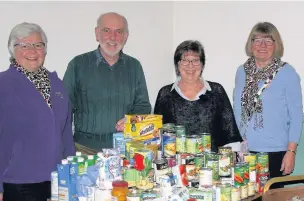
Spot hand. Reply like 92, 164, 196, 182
0, 193, 3, 201
280, 151, 296, 175
115, 118, 125, 132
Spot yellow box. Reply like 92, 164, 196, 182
125, 114, 162, 124
124, 121, 162, 140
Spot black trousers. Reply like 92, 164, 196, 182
3, 181, 51, 201
250, 151, 286, 189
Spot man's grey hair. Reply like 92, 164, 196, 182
96, 12, 129, 34
8, 22, 48, 63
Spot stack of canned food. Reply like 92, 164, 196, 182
51, 123, 270, 201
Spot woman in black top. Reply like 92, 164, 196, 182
154, 40, 242, 152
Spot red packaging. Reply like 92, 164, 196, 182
256, 172, 269, 193
179, 164, 188, 186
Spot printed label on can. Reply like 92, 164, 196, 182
186, 136, 203, 154
257, 153, 269, 173
243, 153, 257, 171
201, 133, 211, 152
176, 135, 186, 153
162, 133, 176, 157
233, 163, 244, 187
199, 168, 213, 186
219, 154, 232, 177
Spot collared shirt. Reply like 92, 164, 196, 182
170, 76, 212, 101
94, 46, 126, 67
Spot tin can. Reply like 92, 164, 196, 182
231, 186, 240, 201
219, 183, 232, 201
249, 170, 257, 183
141, 189, 158, 200
127, 188, 141, 201
205, 153, 219, 181
186, 135, 203, 154
165, 156, 176, 167
218, 146, 232, 155
188, 179, 200, 188
199, 167, 213, 186
233, 163, 244, 188
172, 165, 188, 187
163, 123, 176, 130
242, 162, 250, 184
219, 153, 232, 177
240, 185, 248, 199
161, 129, 176, 157
51, 171, 58, 201
183, 155, 195, 165
176, 153, 190, 165
194, 153, 205, 169
189, 187, 212, 201
243, 153, 257, 171
256, 172, 269, 193
257, 152, 269, 173
186, 163, 199, 181
176, 126, 187, 154
200, 133, 211, 152
247, 182, 255, 197
153, 158, 169, 184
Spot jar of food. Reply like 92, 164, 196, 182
111, 180, 129, 201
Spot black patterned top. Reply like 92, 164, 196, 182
13, 63, 52, 108
154, 81, 242, 152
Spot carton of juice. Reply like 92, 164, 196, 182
57, 160, 78, 201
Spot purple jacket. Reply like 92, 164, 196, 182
0, 65, 75, 192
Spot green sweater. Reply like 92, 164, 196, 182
63, 47, 151, 150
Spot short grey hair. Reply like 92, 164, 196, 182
8, 22, 48, 63
245, 22, 284, 58
96, 12, 129, 34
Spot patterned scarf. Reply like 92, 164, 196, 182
240, 56, 281, 135
13, 62, 52, 108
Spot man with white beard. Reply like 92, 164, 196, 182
63, 12, 151, 153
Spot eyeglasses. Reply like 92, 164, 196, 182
252, 38, 275, 46
14, 42, 46, 50
180, 59, 201, 66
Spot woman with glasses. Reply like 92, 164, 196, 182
154, 40, 242, 152
0, 22, 75, 201
233, 22, 303, 188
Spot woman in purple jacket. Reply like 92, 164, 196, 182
0, 22, 75, 201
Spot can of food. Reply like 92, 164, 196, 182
51, 171, 58, 201
249, 169, 257, 183
231, 186, 241, 201
242, 162, 250, 184
127, 188, 141, 201
205, 153, 219, 182
176, 153, 190, 165
153, 158, 169, 184
161, 129, 176, 157
247, 182, 255, 197
256, 172, 269, 193
186, 135, 203, 154
188, 179, 200, 188
176, 126, 187, 153
240, 184, 248, 199
165, 156, 176, 167
186, 163, 199, 181
243, 153, 257, 171
183, 155, 195, 165
163, 123, 176, 130
233, 163, 244, 188
194, 153, 205, 169
218, 146, 232, 155
189, 187, 212, 201
219, 153, 232, 177
141, 189, 158, 200
219, 183, 232, 201
199, 167, 213, 187
256, 152, 269, 173
200, 133, 211, 152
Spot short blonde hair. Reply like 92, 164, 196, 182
245, 22, 284, 58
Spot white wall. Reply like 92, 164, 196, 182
0, 1, 174, 108
0, 1, 304, 107
174, 1, 304, 103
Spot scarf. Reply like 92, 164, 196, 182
240, 56, 281, 136
13, 62, 52, 108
